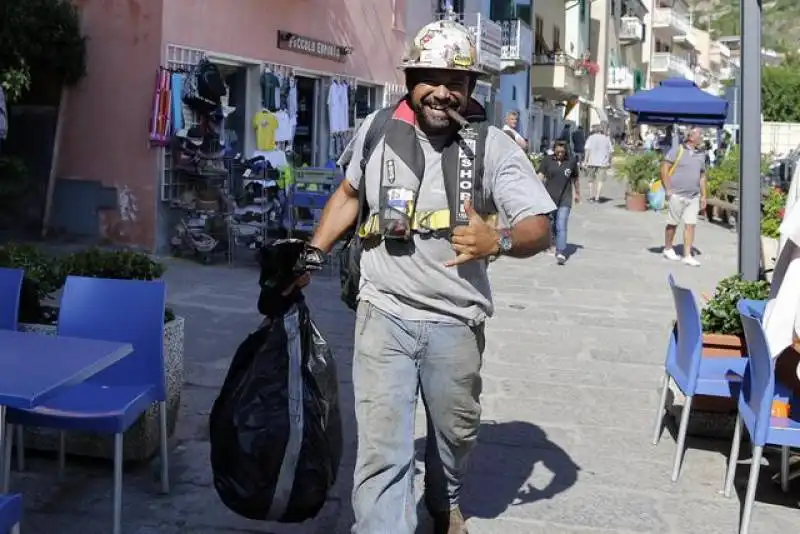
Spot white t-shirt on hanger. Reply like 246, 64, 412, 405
328, 81, 340, 133
339, 82, 350, 132
274, 110, 293, 142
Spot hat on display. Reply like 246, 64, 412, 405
399, 18, 485, 76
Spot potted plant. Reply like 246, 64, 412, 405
700, 274, 771, 356
614, 152, 658, 211
760, 187, 785, 275
0, 244, 184, 462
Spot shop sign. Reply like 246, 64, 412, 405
277, 31, 351, 63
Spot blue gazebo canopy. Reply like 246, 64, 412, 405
623, 78, 729, 126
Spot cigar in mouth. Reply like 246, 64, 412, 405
445, 108, 469, 129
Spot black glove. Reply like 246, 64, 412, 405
304, 244, 327, 271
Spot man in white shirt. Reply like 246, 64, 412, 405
583, 124, 614, 202
502, 110, 527, 151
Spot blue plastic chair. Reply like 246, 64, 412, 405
0, 493, 21, 534
652, 275, 749, 482
0, 268, 23, 331
723, 299, 798, 534
1, 277, 170, 534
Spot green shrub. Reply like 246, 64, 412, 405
701, 275, 771, 336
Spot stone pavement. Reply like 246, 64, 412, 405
12, 179, 800, 533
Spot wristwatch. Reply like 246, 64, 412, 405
497, 229, 513, 256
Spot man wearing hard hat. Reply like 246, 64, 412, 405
306, 16, 556, 534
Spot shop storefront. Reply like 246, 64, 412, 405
52, 0, 405, 251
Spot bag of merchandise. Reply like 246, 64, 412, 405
209, 239, 342, 522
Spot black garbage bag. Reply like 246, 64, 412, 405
209, 239, 342, 522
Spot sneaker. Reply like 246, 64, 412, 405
683, 256, 701, 267
556, 253, 567, 265
663, 248, 680, 261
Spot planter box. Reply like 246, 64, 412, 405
669, 331, 743, 438
17, 317, 184, 462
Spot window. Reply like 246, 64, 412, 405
553, 25, 561, 52
534, 16, 545, 55
490, 0, 515, 20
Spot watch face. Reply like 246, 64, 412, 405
500, 235, 512, 252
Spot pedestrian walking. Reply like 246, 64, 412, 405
571, 125, 586, 166
661, 126, 708, 267
304, 16, 555, 534
502, 110, 528, 151
583, 124, 613, 202
537, 140, 580, 265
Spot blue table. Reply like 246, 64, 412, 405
0, 330, 132, 450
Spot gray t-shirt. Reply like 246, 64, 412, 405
584, 133, 613, 167
345, 110, 555, 325
664, 144, 705, 197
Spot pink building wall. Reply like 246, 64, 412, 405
58, 0, 407, 250
59, 0, 164, 250
163, 0, 407, 84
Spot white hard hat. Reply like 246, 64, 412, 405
399, 19, 485, 75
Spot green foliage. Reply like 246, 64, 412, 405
701, 274, 771, 336
0, 0, 87, 102
761, 188, 786, 239
614, 152, 659, 195
762, 65, 800, 122
0, 245, 172, 324
706, 146, 771, 197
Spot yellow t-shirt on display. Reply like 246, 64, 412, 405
253, 111, 278, 151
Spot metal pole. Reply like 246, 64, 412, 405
738, 0, 761, 280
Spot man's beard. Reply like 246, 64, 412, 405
413, 98, 460, 133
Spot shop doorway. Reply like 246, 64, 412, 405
294, 76, 316, 166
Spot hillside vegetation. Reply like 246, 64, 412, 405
692, 0, 800, 52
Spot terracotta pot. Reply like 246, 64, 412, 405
625, 192, 647, 212
694, 332, 745, 412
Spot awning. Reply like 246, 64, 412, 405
624, 77, 728, 126
577, 96, 608, 123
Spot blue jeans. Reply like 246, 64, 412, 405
351, 301, 485, 534
549, 206, 571, 253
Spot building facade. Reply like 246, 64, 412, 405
646, 0, 698, 85
54, 0, 407, 251
529, 0, 592, 151
591, 0, 649, 135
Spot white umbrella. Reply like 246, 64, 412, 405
762, 163, 800, 360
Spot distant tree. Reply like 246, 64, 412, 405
0, 0, 87, 103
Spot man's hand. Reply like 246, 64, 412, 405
700, 196, 707, 210
446, 199, 500, 267
574, 191, 581, 204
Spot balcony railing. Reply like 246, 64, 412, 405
652, 7, 691, 37
531, 52, 587, 99
607, 66, 635, 92
619, 17, 645, 43
651, 52, 694, 80
499, 19, 532, 72
436, 12, 502, 74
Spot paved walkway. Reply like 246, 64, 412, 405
15, 180, 800, 533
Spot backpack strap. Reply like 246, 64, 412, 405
443, 120, 493, 228
353, 105, 396, 226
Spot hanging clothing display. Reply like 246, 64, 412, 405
253, 109, 279, 151
171, 72, 186, 133
274, 110, 293, 143
327, 80, 350, 134
150, 68, 172, 146
260, 69, 280, 111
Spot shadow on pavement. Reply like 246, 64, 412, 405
413, 420, 580, 522
646, 244, 704, 257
